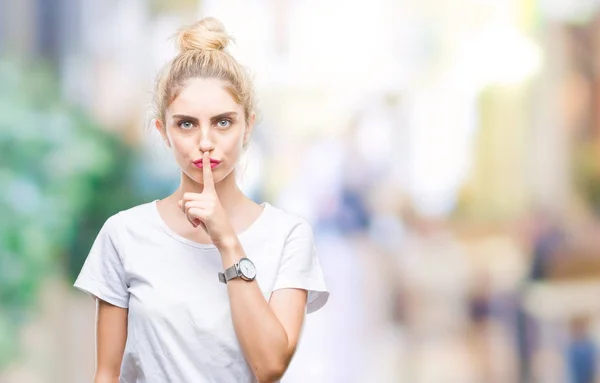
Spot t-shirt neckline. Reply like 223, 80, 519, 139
151, 199, 270, 249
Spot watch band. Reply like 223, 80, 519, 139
218, 264, 239, 284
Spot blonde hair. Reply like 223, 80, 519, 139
153, 17, 256, 124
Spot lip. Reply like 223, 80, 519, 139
192, 159, 221, 169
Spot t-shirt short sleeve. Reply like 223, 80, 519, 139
272, 220, 329, 314
73, 214, 129, 308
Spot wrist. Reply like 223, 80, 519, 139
219, 242, 244, 271
216, 235, 241, 255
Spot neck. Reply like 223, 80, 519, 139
176, 169, 247, 214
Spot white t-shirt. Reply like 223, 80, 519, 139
74, 200, 329, 383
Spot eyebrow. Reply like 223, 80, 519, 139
172, 112, 238, 124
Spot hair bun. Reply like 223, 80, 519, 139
176, 17, 232, 53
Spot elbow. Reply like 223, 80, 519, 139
94, 368, 121, 383
254, 336, 295, 382
255, 360, 289, 383
94, 373, 120, 383
256, 369, 285, 383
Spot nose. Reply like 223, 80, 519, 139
197, 127, 215, 153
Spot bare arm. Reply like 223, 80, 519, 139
221, 242, 308, 383
180, 158, 309, 382
94, 298, 128, 383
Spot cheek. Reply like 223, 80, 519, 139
223, 131, 245, 154
171, 141, 192, 167
171, 137, 194, 159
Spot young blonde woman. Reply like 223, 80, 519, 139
74, 17, 329, 383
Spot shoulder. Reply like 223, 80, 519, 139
116, 200, 158, 222
98, 200, 158, 237
263, 203, 315, 241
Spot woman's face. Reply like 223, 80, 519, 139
157, 77, 253, 186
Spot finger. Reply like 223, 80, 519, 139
182, 200, 205, 226
181, 203, 196, 227
179, 199, 200, 226
188, 207, 209, 228
202, 152, 215, 194
195, 220, 208, 232
184, 199, 211, 211
180, 193, 201, 212
181, 192, 203, 202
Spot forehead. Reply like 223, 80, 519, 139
167, 77, 242, 117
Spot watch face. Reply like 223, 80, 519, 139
239, 258, 257, 280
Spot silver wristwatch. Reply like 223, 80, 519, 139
218, 257, 257, 284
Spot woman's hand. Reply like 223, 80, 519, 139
178, 152, 236, 248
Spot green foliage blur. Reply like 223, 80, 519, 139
574, 141, 600, 215
0, 59, 145, 368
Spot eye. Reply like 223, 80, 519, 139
178, 120, 195, 130
217, 119, 232, 129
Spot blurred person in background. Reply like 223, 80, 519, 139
73, 17, 328, 383
567, 316, 597, 383
516, 209, 565, 382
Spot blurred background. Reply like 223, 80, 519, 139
2, 0, 600, 382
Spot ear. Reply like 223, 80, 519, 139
155, 118, 171, 148
243, 113, 255, 147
